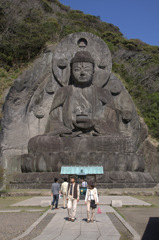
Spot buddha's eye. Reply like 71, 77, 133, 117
84, 67, 92, 71
74, 68, 81, 72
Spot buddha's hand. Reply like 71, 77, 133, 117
47, 126, 72, 136
73, 117, 94, 129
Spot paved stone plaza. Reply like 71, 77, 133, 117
12, 206, 129, 240
32, 206, 121, 240
11, 195, 151, 207
9, 196, 147, 240
0, 193, 159, 240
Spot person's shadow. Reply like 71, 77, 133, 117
142, 217, 159, 240
82, 218, 87, 222
82, 218, 100, 222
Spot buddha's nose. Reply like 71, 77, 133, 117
80, 70, 85, 76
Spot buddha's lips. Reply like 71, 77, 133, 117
76, 114, 90, 123
79, 77, 87, 80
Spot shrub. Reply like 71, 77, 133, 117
121, 39, 142, 51
52, 0, 70, 11
68, 10, 85, 20
40, 0, 54, 13
101, 31, 122, 45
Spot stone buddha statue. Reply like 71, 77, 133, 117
1, 32, 155, 187
45, 51, 119, 137
20, 32, 149, 179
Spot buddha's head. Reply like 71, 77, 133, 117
71, 51, 94, 87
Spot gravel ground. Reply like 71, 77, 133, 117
21, 213, 55, 240
117, 207, 159, 240
0, 212, 41, 240
107, 213, 133, 240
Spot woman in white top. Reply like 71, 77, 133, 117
85, 182, 99, 223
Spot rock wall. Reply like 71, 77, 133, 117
138, 138, 159, 182
0, 44, 57, 174
0, 32, 158, 187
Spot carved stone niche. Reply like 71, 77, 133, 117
1, 32, 156, 188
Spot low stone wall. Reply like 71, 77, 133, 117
138, 139, 159, 182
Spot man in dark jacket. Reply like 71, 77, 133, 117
67, 176, 80, 222
51, 178, 60, 210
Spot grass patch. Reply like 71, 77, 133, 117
131, 195, 159, 207
113, 207, 126, 220
0, 196, 33, 209
0, 195, 51, 213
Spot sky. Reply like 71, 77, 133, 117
60, 0, 159, 46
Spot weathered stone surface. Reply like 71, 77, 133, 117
28, 136, 136, 153
9, 172, 156, 189
21, 151, 144, 173
1, 44, 58, 173
138, 138, 159, 182
111, 200, 122, 207
0, 32, 157, 188
52, 32, 112, 88
40, 200, 51, 207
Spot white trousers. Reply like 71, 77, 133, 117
87, 200, 95, 221
67, 198, 77, 219
63, 193, 67, 208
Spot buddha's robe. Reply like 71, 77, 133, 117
45, 85, 119, 136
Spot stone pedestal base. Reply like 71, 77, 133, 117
17, 136, 156, 188
21, 151, 145, 173
9, 171, 156, 189
23, 136, 145, 172
28, 135, 136, 153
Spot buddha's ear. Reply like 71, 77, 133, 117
93, 64, 95, 73
53, 57, 70, 86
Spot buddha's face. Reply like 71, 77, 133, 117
72, 62, 94, 86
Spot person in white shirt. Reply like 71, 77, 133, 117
85, 182, 99, 223
60, 178, 68, 209
81, 179, 87, 188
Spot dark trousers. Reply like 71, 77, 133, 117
52, 194, 59, 208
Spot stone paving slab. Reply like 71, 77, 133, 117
76, 232, 100, 240
11, 197, 52, 207
11, 196, 151, 207
102, 196, 151, 206
32, 209, 66, 240
55, 231, 80, 240
0, 209, 44, 213
98, 236, 120, 240
30, 205, 120, 240
0, 209, 22, 213
11, 204, 142, 240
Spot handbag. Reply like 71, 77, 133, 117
97, 207, 102, 214
90, 200, 97, 209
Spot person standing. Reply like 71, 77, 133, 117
85, 182, 99, 223
81, 178, 87, 188
67, 176, 80, 222
61, 178, 68, 209
51, 178, 60, 210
